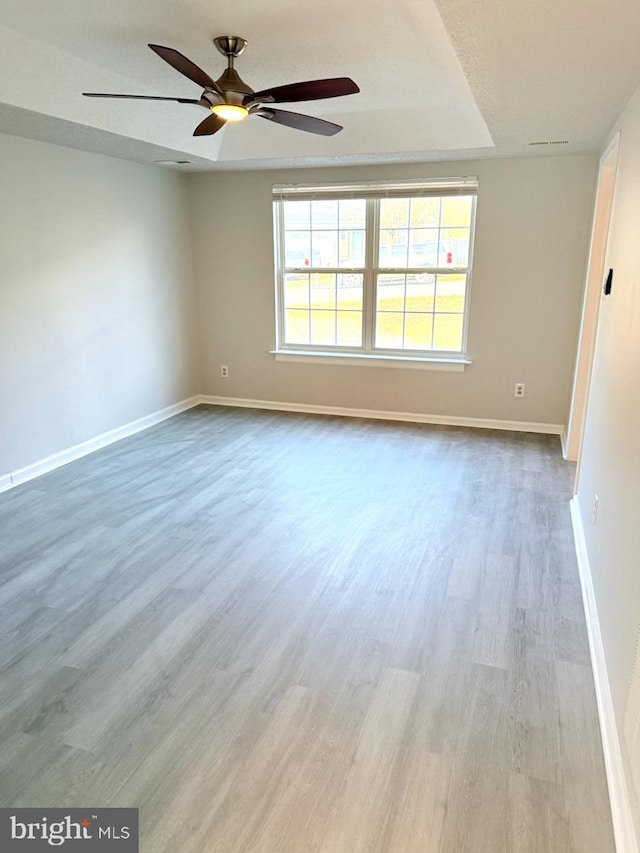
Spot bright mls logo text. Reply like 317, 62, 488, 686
0, 808, 139, 851
10, 815, 96, 846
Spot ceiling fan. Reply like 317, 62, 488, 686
83, 36, 360, 137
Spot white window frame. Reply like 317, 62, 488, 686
272, 178, 478, 367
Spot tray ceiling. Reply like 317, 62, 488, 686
0, 0, 639, 169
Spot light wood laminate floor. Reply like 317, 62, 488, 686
0, 406, 614, 852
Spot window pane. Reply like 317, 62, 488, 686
379, 230, 408, 268
285, 310, 309, 344
312, 199, 338, 229
410, 197, 440, 227
433, 313, 463, 351
339, 199, 366, 228
310, 273, 336, 309
408, 229, 440, 268
337, 275, 363, 310
339, 229, 366, 267
310, 310, 336, 345
380, 198, 409, 228
312, 230, 338, 267
441, 228, 470, 266
377, 274, 405, 311
284, 273, 309, 308
435, 274, 466, 313
337, 311, 362, 346
406, 275, 435, 311
376, 312, 404, 348
284, 200, 310, 229
441, 195, 472, 227
404, 313, 433, 350
285, 231, 311, 268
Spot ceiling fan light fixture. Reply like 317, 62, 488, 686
212, 103, 248, 121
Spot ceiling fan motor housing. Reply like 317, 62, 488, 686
215, 67, 254, 102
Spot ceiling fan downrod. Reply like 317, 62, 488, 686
213, 36, 247, 67
211, 36, 253, 99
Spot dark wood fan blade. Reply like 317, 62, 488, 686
193, 113, 227, 137
254, 108, 342, 136
248, 78, 359, 105
148, 44, 223, 95
83, 93, 202, 104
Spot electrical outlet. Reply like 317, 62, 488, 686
514, 382, 525, 398
593, 494, 599, 524
220, 365, 229, 378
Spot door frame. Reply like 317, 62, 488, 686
564, 132, 620, 475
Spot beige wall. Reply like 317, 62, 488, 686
0, 137, 599, 482
576, 84, 640, 829
189, 155, 596, 425
0, 133, 200, 475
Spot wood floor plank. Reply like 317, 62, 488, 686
378, 749, 451, 853
439, 664, 512, 852
318, 667, 421, 853
508, 609, 562, 785
166, 684, 316, 853
507, 772, 568, 853
472, 554, 517, 669
556, 660, 616, 852
56, 539, 207, 668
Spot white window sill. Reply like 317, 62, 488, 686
270, 350, 471, 371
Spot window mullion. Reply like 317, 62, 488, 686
459, 193, 477, 356
363, 198, 378, 352
275, 200, 286, 349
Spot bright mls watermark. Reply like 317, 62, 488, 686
0, 809, 138, 851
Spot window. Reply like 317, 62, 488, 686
273, 178, 477, 362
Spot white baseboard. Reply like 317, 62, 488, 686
0, 393, 564, 496
199, 395, 564, 436
0, 396, 201, 493
570, 496, 638, 853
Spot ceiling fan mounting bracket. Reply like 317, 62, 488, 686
213, 36, 247, 61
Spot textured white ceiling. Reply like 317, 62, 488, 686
0, 0, 639, 169
436, 0, 640, 148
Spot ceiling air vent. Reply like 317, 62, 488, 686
528, 140, 569, 146
154, 159, 193, 165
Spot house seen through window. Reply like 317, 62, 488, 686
273, 179, 478, 359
